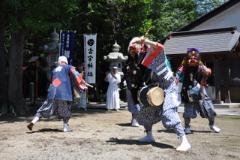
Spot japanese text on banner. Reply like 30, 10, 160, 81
83, 34, 97, 84
59, 31, 76, 64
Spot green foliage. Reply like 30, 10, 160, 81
5, 0, 78, 33
1, 0, 200, 60
195, 0, 227, 16
149, 0, 197, 40
2, 0, 199, 53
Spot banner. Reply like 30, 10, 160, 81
83, 34, 97, 84
59, 30, 76, 64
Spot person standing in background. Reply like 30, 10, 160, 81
105, 66, 121, 111
76, 64, 88, 111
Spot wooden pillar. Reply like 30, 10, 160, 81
223, 59, 231, 103
213, 58, 222, 103
225, 67, 231, 103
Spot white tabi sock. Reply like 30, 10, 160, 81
63, 123, 72, 132
31, 116, 40, 124
131, 118, 140, 127
176, 135, 191, 152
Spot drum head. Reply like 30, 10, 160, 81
147, 86, 164, 107
138, 86, 150, 107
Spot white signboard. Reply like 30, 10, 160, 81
83, 34, 97, 84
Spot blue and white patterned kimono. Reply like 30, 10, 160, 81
136, 43, 185, 137
35, 64, 86, 120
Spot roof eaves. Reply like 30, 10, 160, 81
167, 51, 230, 56
171, 27, 237, 37
178, 0, 240, 31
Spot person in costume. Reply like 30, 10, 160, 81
122, 44, 152, 127
27, 56, 88, 132
176, 48, 220, 134
105, 66, 121, 111
128, 36, 191, 152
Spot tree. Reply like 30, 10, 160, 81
71, 0, 153, 54
0, 0, 8, 115
194, 0, 227, 16
4, 0, 78, 116
147, 0, 197, 40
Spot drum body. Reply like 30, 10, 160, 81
138, 86, 150, 107
138, 85, 164, 107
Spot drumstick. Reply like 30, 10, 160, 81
144, 26, 153, 38
85, 83, 94, 88
140, 26, 153, 51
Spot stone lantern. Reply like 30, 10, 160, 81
42, 29, 60, 82
104, 41, 128, 74
44, 29, 60, 67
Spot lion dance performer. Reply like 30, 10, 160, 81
127, 36, 191, 152
27, 56, 88, 132
176, 48, 220, 134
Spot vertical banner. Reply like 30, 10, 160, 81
83, 34, 97, 84
59, 30, 76, 64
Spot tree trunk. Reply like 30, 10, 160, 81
8, 31, 26, 116
0, 0, 8, 115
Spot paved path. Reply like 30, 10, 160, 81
178, 106, 240, 116
85, 102, 240, 116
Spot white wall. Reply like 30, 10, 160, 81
192, 3, 240, 31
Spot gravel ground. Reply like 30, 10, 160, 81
0, 108, 239, 160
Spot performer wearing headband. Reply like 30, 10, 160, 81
128, 36, 191, 152
176, 48, 220, 134
27, 56, 88, 132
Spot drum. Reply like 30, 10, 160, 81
138, 86, 150, 107
138, 85, 164, 107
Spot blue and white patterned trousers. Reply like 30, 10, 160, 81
137, 82, 185, 137
161, 82, 184, 137
35, 99, 71, 123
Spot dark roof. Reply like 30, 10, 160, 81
179, 0, 240, 31
164, 27, 240, 55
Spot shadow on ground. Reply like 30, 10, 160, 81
0, 108, 118, 124
157, 129, 211, 134
26, 128, 63, 134
107, 137, 175, 149
116, 123, 132, 127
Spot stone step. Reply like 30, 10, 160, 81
87, 102, 240, 109
179, 103, 240, 109
214, 103, 240, 108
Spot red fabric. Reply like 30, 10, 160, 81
69, 67, 87, 91
76, 74, 83, 84
200, 79, 208, 87
52, 78, 61, 87
141, 43, 164, 67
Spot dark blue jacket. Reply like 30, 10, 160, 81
47, 64, 84, 101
